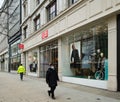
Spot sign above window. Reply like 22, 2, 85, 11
18, 43, 24, 49
42, 30, 48, 39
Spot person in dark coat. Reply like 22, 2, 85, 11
46, 63, 59, 99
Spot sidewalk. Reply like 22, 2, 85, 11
0, 72, 120, 102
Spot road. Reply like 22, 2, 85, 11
0, 72, 120, 102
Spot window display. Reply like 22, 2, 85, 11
28, 51, 38, 73
62, 23, 108, 80
70, 42, 81, 75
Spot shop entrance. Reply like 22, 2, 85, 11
117, 14, 120, 91
40, 41, 58, 78
11, 56, 21, 71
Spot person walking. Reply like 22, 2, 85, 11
17, 64, 26, 81
46, 63, 59, 99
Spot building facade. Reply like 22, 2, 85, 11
8, 0, 22, 72
21, 0, 120, 91
0, 0, 9, 72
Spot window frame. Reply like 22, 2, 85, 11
34, 14, 41, 31
23, 0, 28, 18
36, 0, 40, 6
68, 0, 78, 6
46, 0, 57, 22
23, 26, 27, 39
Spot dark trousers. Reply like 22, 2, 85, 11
20, 72, 23, 80
49, 86, 56, 98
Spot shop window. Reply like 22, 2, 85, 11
34, 15, 41, 31
46, 0, 57, 21
62, 23, 108, 80
28, 51, 38, 73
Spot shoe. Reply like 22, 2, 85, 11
48, 91, 50, 96
52, 96, 56, 99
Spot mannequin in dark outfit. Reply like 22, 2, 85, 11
71, 44, 80, 75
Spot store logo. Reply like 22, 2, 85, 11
18, 43, 24, 49
42, 30, 48, 39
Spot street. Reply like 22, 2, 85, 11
0, 72, 120, 102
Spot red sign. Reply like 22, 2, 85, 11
42, 30, 48, 39
18, 43, 24, 49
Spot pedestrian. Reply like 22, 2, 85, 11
46, 63, 59, 99
17, 64, 26, 81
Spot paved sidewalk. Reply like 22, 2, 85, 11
0, 72, 120, 102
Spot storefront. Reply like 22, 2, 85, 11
10, 40, 21, 71
61, 22, 108, 89
24, 40, 58, 77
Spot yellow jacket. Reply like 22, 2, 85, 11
17, 65, 26, 74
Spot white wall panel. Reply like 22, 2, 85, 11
105, 0, 113, 10
108, 16, 117, 91
58, 18, 66, 33
89, 0, 102, 17
67, 4, 87, 28
62, 77, 107, 89
49, 22, 59, 37
24, 33, 42, 50
115, 0, 120, 5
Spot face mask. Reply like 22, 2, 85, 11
51, 66, 54, 69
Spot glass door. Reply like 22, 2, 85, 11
40, 41, 58, 78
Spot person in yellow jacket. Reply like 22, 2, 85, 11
17, 64, 26, 80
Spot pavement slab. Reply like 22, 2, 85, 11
0, 72, 120, 102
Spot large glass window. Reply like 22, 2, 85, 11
62, 23, 108, 80
40, 41, 58, 78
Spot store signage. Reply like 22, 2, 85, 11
18, 43, 24, 49
42, 30, 48, 39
